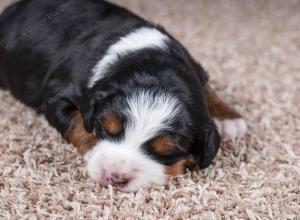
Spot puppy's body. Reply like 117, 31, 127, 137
0, 0, 246, 191
0, 0, 148, 107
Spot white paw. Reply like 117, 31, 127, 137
214, 118, 247, 140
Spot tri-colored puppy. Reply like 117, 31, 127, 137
0, 0, 247, 192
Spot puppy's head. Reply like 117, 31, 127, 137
81, 86, 220, 192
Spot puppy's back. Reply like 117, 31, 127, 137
0, 0, 147, 106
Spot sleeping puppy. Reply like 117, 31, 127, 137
0, 0, 247, 192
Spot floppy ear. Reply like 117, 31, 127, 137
193, 122, 221, 169
79, 88, 113, 133
79, 94, 96, 133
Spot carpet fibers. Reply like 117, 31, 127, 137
0, 0, 299, 219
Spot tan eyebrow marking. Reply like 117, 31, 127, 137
153, 136, 176, 156
101, 113, 122, 135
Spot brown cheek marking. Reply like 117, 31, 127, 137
64, 111, 99, 155
165, 155, 199, 178
185, 154, 198, 170
153, 136, 176, 156
101, 113, 122, 135
165, 160, 186, 177
206, 86, 241, 120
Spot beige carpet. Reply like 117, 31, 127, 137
1, 0, 299, 219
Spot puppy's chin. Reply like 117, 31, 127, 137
84, 140, 166, 192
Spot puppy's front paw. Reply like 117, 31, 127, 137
214, 118, 247, 140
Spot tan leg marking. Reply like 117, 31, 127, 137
206, 86, 247, 139
64, 111, 99, 154
206, 86, 241, 119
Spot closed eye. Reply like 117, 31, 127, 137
142, 135, 187, 166
155, 151, 187, 166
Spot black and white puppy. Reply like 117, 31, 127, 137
0, 0, 247, 192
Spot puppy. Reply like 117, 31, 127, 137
0, 0, 247, 192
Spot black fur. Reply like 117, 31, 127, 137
0, 0, 220, 169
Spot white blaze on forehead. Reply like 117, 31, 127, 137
84, 91, 182, 191
88, 27, 170, 88
124, 90, 181, 147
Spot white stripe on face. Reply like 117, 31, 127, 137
124, 90, 181, 147
88, 27, 170, 88
84, 90, 182, 191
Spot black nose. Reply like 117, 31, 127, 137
111, 172, 120, 179
104, 172, 131, 187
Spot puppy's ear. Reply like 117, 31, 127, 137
79, 89, 112, 133
192, 60, 209, 85
193, 122, 221, 169
80, 94, 96, 133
